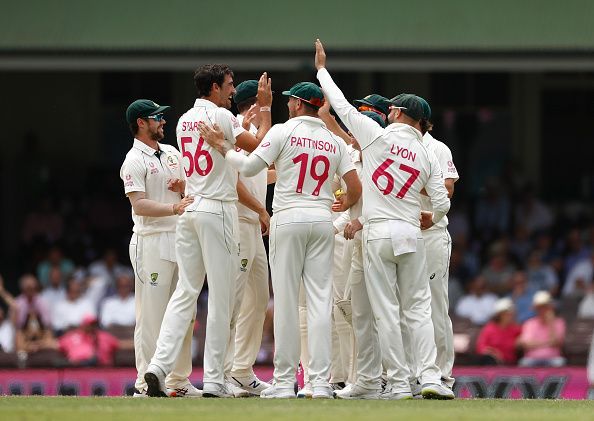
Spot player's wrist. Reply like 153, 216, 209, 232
259, 106, 271, 112
172, 203, 178, 215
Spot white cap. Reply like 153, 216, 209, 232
494, 297, 514, 314
533, 290, 552, 307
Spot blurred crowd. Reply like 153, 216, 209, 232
1, 173, 594, 369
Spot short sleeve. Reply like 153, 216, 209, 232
120, 157, 146, 195
252, 124, 285, 166
215, 108, 246, 145
436, 142, 459, 181
336, 143, 356, 178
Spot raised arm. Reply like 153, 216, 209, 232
315, 39, 383, 149
234, 73, 273, 152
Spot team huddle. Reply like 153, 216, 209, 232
120, 40, 459, 400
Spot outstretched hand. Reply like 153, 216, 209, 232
256, 72, 273, 107
315, 39, 327, 70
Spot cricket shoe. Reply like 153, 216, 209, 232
421, 383, 455, 400
225, 378, 250, 398
229, 374, 271, 396
330, 382, 346, 391
203, 382, 234, 398
380, 384, 413, 400
312, 385, 334, 399
335, 384, 380, 400
260, 385, 296, 399
144, 367, 167, 397
132, 388, 148, 398
297, 382, 312, 399
167, 383, 203, 398
410, 380, 422, 399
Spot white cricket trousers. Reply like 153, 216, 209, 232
424, 227, 454, 387
225, 220, 270, 377
129, 233, 193, 391
348, 237, 382, 390
362, 220, 441, 393
270, 208, 334, 388
148, 198, 239, 385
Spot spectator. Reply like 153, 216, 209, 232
455, 275, 498, 325
15, 310, 56, 367
514, 187, 553, 235
481, 242, 515, 295
51, 277, 96, 333
21, 197, 64, 246
100, 274, 135, 328
476, 298, 522, 365
0, 276, 16, 353
14, 274, 51, 329
509, 226, 533, 266
562, 229, 590, 280
563, 251, 593, 298
58, 314, 133, 366
36, 245, 74, 288
518, 291, 566, 367
578, 285, 594, 319
509, 271, 537, 323
40, 266, 66, 306
88, 248, 130, 288
474, 178, 511, 241
526, 250, 559, 296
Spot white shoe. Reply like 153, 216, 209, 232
260, 385, 296, 399
297, 382, 312, 399
203, 382, 234, 398
421, 383, 455, 400
335, 384, 380, 400
380, 384, 413, 400
312, 385, 334, 399
167, 383, 203, 398
410, 380, 422, 399
144, 368, 167, 398
229, 375, 271, 396
132, 389, 148, 398
225, 379, 250, 398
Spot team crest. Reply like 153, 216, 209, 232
166, 155, 179, 170
240, 258, 248, 272
150, 272, 159, 286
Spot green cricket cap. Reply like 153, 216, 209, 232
126, 99, 170, 124
353, 94, 391, 118
388, 93, 431, 121
233, 80, 258, 104
361, 111, 387, 128
282, 82, 324, 108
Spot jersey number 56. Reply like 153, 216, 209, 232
181, 136, 213, 177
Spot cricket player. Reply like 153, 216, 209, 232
144, 66, 272, 398
224, 80, 273, 396
353, 94, 391, 126
420, 125, 459, 389
199, 81, 361, 399
120, 99, 198, 397
315, 39, 454, 400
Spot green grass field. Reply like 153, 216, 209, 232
0, 397, 593, 421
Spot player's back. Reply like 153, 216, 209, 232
176, 99, 243, 201
266, 116, 350, 214
362, 123, 437, 226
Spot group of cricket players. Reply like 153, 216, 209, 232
120, 40, 459, 400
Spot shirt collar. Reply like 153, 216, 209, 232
194, 98, 218, 109
385, 123, 423, 141
133, 138, 160, 156
289, 116, 326, 126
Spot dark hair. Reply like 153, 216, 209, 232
129, 121, 139, 136
194, 64, 234, 98
420, 119, 432, 135
237, 97, 257, 114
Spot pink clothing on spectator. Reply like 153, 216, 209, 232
476, 322, 521, 364
58, 330, 119, 366
14, 295, 51, 328
520, 317, 566, 360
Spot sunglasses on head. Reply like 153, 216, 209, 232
146, 114, 165, 122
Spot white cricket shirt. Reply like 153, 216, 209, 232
252, 116, 354, 214
120, 139, 184, 235
420, 132, 460, 231
236, 114, 268, 224
317, 68, 450, 227
176, 99, 246, 203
